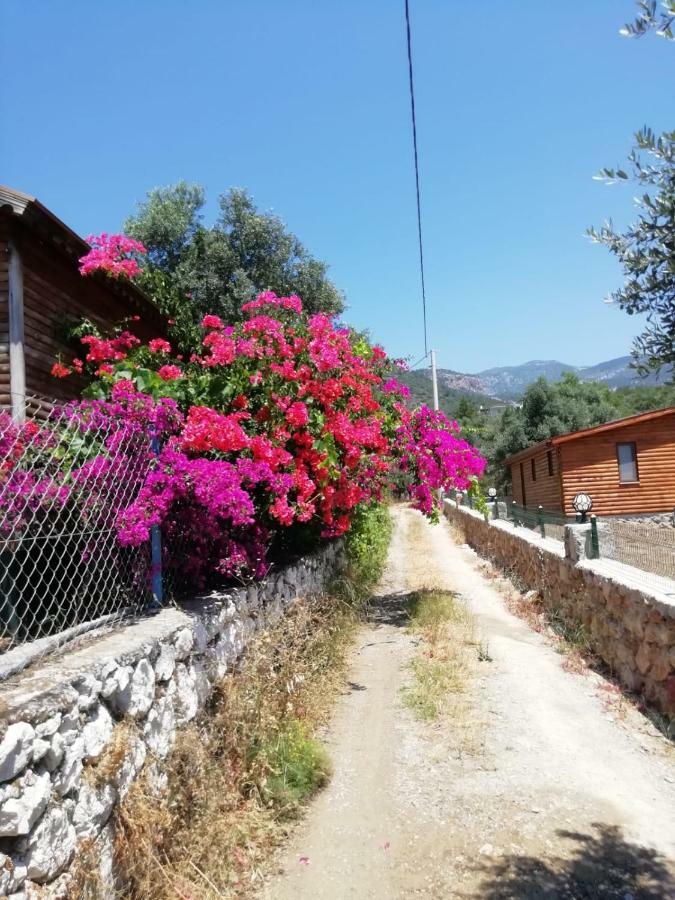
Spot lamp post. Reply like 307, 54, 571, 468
572, 492, 593, 524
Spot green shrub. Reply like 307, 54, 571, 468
342, 502, 393, 601
260, 718, 332, 811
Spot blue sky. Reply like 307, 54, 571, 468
1, 1, 672, 373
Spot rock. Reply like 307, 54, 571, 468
648, 654, 671, 683
31, 739, 50, 766
113, 733, 146, 800
35, 715, 61, 740
192, 622, 209, 653
96, 823, 116, 899
72, 673, 103, 711
143, 696, 175, 759
154, 644, 176, 682
109, 659, 155, 719
172, 664, 199, 725
53, 736, 84, 797
0, 771, 51, 836
42, 733, 65, 773
636, 642, 654, 676
82, 705, 114, 761
173, 627, 194, 660
24, 805, 76, 883
73, 780, 115, 839
0, 851, 27, 895
101, 664, 131, 701
0, 724, 35, 783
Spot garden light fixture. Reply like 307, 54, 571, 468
572, 492, 593, 523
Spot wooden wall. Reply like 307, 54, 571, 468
559, 414, 675, 516
9, 219, 163, 407
510, 447, 563, 512
0, 215, 10, 408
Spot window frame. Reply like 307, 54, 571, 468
616, 441, 639, 484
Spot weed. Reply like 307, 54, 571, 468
258, 718, 332, 811
476, 640, 492, 662
646, 709, 675, 742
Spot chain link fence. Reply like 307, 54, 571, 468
595, 518, 675, 581
0, 397, 156, 661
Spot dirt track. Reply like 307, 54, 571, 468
262, 506, 675, 899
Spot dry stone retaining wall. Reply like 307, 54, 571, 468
0, 542, 344, 898
444, 501, 675, 716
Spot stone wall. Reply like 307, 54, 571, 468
0, 542, 344, 898
444, 501, 675, 716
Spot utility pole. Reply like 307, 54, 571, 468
430, 348, 439, 411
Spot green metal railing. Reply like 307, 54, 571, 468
447, 490, 675, 581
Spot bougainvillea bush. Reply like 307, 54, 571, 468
40, 235, 485, 587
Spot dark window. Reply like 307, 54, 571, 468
547, 450, 554, 477
617, 442, 638, 483
520, 462, 527, 506
531, 457, 537, 481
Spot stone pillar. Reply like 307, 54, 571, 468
564, 523, 592, 563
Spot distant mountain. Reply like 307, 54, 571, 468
435, 356, 673, 401
398, 369, 502, 418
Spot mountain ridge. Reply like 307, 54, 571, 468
412, 356, 672, 403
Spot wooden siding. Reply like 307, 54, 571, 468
559, 413, 675, 515
510, 448, 563, 512
0, 214, 10, 409
10, 220, 162, 405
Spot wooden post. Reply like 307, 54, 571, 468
8, 240, 25, 423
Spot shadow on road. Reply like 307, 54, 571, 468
473, 823, 675, 899
365, 589, 417, 628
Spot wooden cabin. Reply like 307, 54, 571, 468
0, 185, 164, 419
505, 407, 675, 517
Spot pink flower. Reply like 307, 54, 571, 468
158, 365, 182, 381
111, 379, 136, 399
79, 233, 146, 280
148, 338, 171, 354
202, 314, 224, 330
51, 362, 71, 378
285, 401, 309, 429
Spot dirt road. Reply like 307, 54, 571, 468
262, 506, 675, 899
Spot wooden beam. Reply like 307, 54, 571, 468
8, 239, 25, 422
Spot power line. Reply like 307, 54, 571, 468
408, 351, 430, 371
404, 0, 429, 357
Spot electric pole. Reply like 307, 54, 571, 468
430, 348, 439, 411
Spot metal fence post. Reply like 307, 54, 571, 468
511, 501, 518, 526
150, 434, 163, 607
537, 505, 545, 539
590, 514, 600, 560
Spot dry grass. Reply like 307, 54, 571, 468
84, 720, 136, 789
402, 589, 476, 722
447, 521, 466, 546
103, 595, 360, 899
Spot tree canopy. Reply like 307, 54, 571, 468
589, 128, 675, 379
481, 374, 627, 491
125, 182, 345, 350
589, 3, 675, 379
620, 1, 675, 39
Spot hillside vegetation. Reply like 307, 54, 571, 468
453, 374, 675, 492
